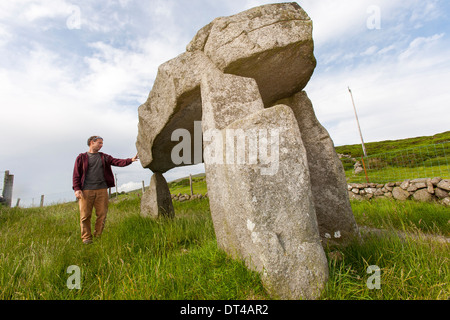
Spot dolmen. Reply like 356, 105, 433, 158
136, 2, 360, 299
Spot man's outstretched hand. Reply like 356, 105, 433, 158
132, 154, 139, 162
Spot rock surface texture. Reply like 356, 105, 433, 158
278, 92, 360, 244
201, 67, 328, 300
140, 172, 174, 219
348, 177, 450, 206
136, 2, 360, 299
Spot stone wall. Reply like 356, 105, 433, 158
171, 178, 450, 206
171, 193, 207, 202
348, 177, 450, 206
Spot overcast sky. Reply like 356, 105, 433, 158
1, 0, 449, 206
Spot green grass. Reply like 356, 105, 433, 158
336, 131, 450, 183
323, 198, 449, 300
345, 166, 450, 184
0, 196, 266, 300
351, 198, 450, 236
0, 195, 448, 300
167, 175, 208, 195
323, 230, 449, 299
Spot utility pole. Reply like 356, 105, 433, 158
348, 87, 367, 157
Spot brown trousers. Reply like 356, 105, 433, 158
79, 189, 109, 241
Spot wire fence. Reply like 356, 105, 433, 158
345, 142, 450, 183
0, 170, 151, 208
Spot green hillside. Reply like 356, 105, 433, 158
168, 175, 207, 195
335, 131, 450, 183
335, 131, 450, 158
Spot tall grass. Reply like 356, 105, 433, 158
351, 198, 450, 236
323, 198, 449, 300
0, 196, 266, 300
0, 195, 448, 300
324, 232, 449, 299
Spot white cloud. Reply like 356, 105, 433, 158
163, 164, 206, 183
300, 0, 377, 46
398, 33, 445, 61
409, 0, 442, 25
298, 0, 450, 146
306, 36, 450, 146
21, 0, 72, 22
0, 1, 192, 207
118, 0, 132, 8
378, 44, 395, 55
0, 23, 11, 47
361, 45, 378, 56
118, 181, 143, 193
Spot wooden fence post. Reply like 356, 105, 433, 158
40, 195, 45, 207
189, 174, 193, 196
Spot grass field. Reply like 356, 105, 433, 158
336, 131, 450, 183
0, 192, 448, 300
168, 175, 208, 195
345, 164, 450, 184
335, 131, 450, 158
1, 132, 449, 300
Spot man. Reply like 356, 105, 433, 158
72, 136, 138, 244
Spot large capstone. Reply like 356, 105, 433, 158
137, 3, 316, 172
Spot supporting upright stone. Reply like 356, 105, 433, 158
201, 69, 328, 300
277, 91, 360, 245
140, 172, 174, 219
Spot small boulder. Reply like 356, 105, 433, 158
392, 187, 410, 201
437, 179, 450, 191
413, 189, 432, 202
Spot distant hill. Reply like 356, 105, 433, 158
335, 131, 450, 158
169, 173, 206, 184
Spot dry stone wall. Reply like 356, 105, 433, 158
171, 193, 207, 202
348, 177, 450, 206
171, 178, 450, 206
